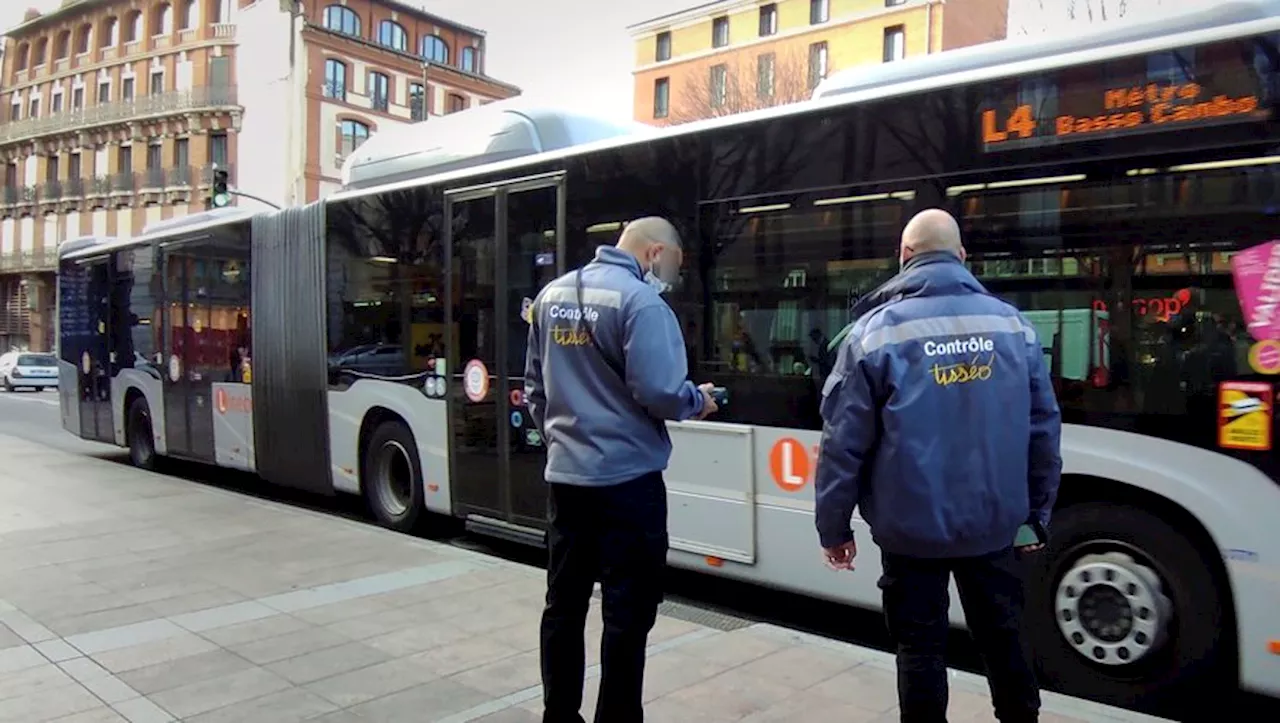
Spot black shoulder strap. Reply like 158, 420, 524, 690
576, 265, 626, 381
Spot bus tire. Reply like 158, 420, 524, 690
1025, 502, 1227, 708
362, 420, 423, 533
126, 396, 158, 471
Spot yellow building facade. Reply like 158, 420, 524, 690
629, 0, 1008, 125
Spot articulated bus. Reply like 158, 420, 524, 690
58, 0, 1280, 708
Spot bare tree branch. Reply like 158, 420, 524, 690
667, 49, 814, 125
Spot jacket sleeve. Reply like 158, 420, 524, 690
524, 312, 547, 435
813, 334, 879, 549
623, 301, 704, 421
1023, 318, 1063, 529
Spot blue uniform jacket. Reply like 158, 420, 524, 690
524, 245, 705, 487
814, 251, 1063, 558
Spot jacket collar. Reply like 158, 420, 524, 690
828, 251, 988, 351
592, 245, 645, 280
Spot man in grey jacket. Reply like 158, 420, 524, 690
525, 217, 719, 723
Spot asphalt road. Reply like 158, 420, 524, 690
2, 389, 1277, 722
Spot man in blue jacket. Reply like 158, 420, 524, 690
525, 217, 719, 723
814, 209, 1062, 723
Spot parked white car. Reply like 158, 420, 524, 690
0, 351, 60, 391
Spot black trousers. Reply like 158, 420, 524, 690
878, 547, 1041, 723
540, 471, 668, 723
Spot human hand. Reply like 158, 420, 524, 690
696, 382, 719, 419
1016, 542, 1046, 554
822, 540, 857, 571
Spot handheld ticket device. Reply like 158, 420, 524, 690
710, 386, 729, 407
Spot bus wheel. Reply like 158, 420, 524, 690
127, 396, 158, 471
1026, 502, 1227, 708
362, 420, 423, 533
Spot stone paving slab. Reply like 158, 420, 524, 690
0, 432, 1169, 723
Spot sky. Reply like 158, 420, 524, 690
1, 0, 1223, 120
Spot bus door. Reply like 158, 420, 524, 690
445, 172, 565, 534
77, 257, 113, 443
161, 237, 249, 463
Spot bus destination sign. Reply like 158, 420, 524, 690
981, 81, 1268, 151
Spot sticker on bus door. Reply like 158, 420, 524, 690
1218, 381, 1273, 451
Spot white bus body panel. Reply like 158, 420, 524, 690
326, 378, 453, 514
652, 421, 1280, 697
111, 370, 167, 455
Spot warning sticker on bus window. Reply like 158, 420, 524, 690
1230, 240, 1280, 341
1218, 381, 1273, 451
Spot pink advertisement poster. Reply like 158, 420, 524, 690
1231, 240, 1280, 342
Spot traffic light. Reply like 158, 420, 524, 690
210, 167, 230, 208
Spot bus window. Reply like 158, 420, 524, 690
688, 188, 907, 429
325, 186, 446, 385
958, 166, 1274, 447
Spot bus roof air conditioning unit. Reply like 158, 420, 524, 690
339, 99, 647, 191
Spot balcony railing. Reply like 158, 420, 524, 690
0, 249, 58, 273
0, 165, 230, 207
141, 167, 167, 189
111, 172, 136, 193
0, 86, 239, 145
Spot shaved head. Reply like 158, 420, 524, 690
617, 216, 685, 290
618, 217, 682, 251
901, 209, 965, 265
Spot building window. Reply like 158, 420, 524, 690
32, 38, 47, 66
409, 84, 425, 120
122, 77, 135, 101
377, 20, 407, 51
810, 0, 829, 24
367, 71, 389, 112
117, 145, 131, 174
323, 5, 361, 37
808, 41, 828, 88
209, 132, 228, 166
150, 71, 164, 95
421, 35, 449, 63
181, 0, 197, 30
653, 77, 669, 118
655, 31, 671, 62
55, 31, 70, 60
447, 94, 467, 113
51, 93, 62, 114
759, 4, 778, 37
324, 59, 346, 100
758, 53, 775, 100
175, 137, 189, 171
712, 16, 729, 48
126, 11, 143, 42
9, 101, 19, 122
338, 119, 370, 157
153, 3, 173, 36
883, 25, 905, 62
72, 87, 83, 110
69, 153, 81, 180
97, 81, 110, 103
102, 17, 118, 47
710, 64, 727, 108
28, 98, 38, 119
45, 156, 58, 184
461, 47, 478, 73
75, 24, 92, 54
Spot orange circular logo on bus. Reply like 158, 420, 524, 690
769, 437, 811, 492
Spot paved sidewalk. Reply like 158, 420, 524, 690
0, 433, 1167, 723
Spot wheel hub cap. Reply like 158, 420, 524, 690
1054, 551, 1171, 666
